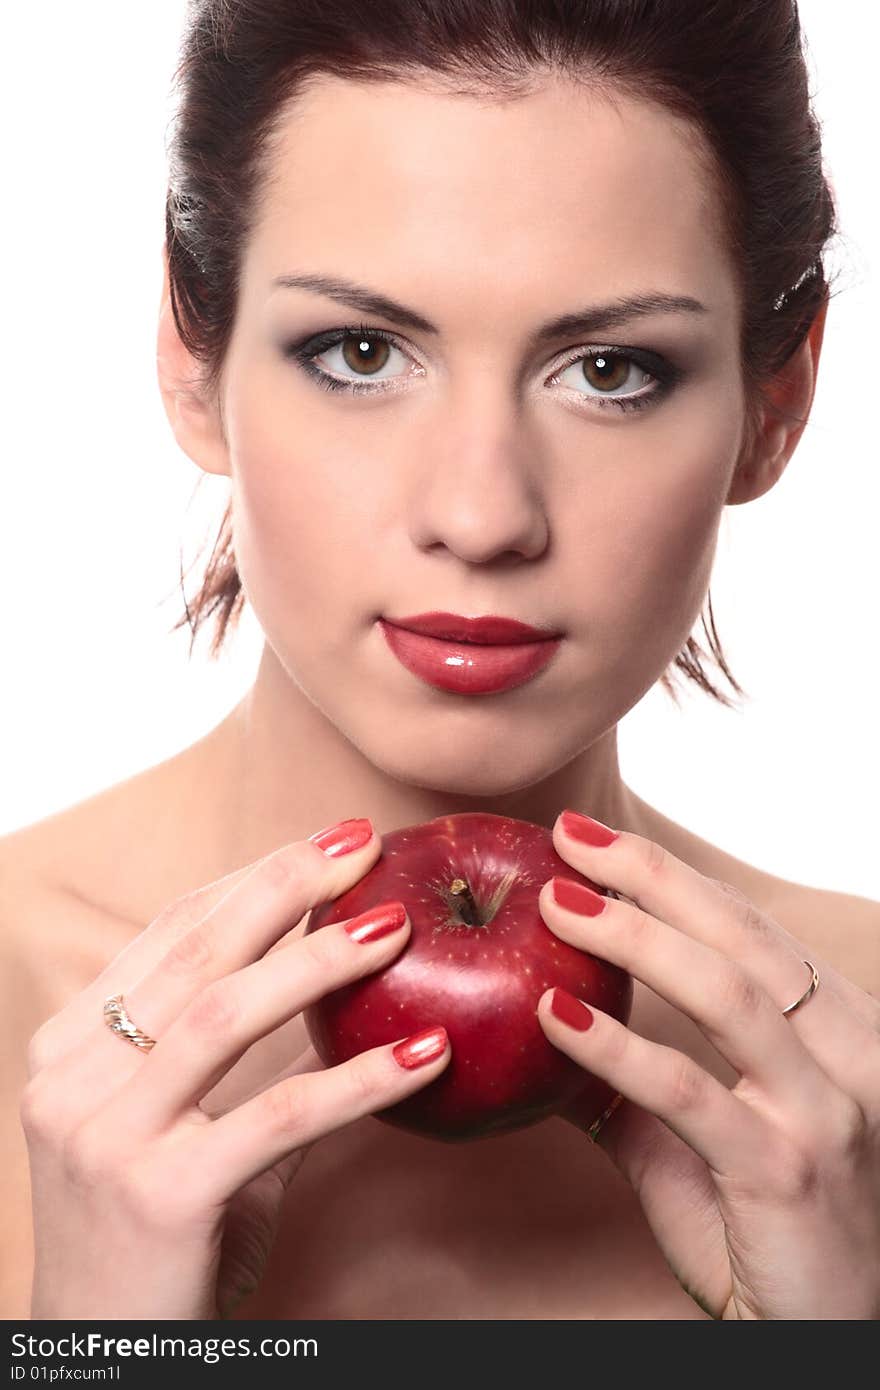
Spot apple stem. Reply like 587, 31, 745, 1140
449, 877, 483, 927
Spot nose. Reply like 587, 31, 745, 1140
408, 382, 550, 565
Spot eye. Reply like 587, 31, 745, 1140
284, 325, 420, 394
284, 325, 682, 412
547, 346, 674, 413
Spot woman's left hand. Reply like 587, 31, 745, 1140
536, 809, 880, 1320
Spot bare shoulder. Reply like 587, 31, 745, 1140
0, 814, 149, 1320
0, 772, 190, 1076
0, 824, 113, 1321
1, 762, 206, 923
0, 821, 130, 1047
633, 795, 880, 1002
0, 720, 246, 930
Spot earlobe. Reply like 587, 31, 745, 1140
726, 296, 828, 507
156, 247, 230, 478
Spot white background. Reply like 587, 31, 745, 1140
1, 3, 877, 897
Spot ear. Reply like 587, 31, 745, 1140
156, 245, 231, 477
727, 296, 828, 506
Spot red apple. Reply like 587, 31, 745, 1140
304, 812, 632, 1142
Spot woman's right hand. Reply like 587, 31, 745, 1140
20, 817, 451, 1321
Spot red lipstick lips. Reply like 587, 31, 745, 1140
387, 612, 561, 644
378, 611, 564, 695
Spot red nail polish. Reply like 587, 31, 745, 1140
345, 901, 407, 943
392, 1026, 448, 1070
551, 877, 607, 916
550, 987, 595, 1032
308, 817, 374, 857
560, 809, 619, 848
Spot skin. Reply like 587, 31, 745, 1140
20, 71, 876, 1325
157, 71, 825, 872
535, 818, 880, 1319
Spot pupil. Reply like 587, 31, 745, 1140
342, 334, 390, 376
584, 353, 629, 392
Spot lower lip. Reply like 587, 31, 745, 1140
378, 620, 563, 695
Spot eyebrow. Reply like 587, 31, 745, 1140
271, 271, 708, 345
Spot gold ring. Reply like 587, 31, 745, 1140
586, 1091, 624, 1143
781, 960, 819, 1017
103, 994, 157, 1052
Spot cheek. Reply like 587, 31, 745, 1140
563, 389, 742, 653
226, 382, 379, 626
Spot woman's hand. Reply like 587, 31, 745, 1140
21, 817, 451, 1321
536, 809, 880, 1321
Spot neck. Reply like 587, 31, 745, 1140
202, 641, 652, 870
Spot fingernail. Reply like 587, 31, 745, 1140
550, 987, 595, 1032
560, 809, 619, 848
551, 876, 607, 917
345, 901, 408, 944
308, 817, 374, 857
392, 1026, 448, 1070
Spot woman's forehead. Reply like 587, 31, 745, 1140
248, 74, 735, 320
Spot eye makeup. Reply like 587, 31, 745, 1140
280, 321, 686, 415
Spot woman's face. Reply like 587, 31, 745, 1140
215, 74, 746, 796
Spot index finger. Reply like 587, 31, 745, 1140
29, 821, 380, 1068
553, 813, 876, 1024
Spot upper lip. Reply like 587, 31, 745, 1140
382, 611, 564, 645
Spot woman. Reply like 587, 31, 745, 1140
4, 0, 879, 1321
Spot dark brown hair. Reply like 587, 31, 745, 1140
165, 0, 836, 708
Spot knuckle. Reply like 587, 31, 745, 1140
714, 878, 751, 907
626, 905, 655, 947
162, 892, 201, 928
642, 837, 669, 880
25, 1024, 57, 1080
152, 864, 261, 946
664, 1050, 707, 1114
151, 891, 208, 946
739, 900, 774, 944
714, 962, 764, 1023
184, 980, 241, 1037
345, 1056, 381, 1112
258, 843, 313, 897
19, 1074, 62, 1143
258, 1076, 311, 1142
598, 1018, 631, 1070
300, 926, 346, 975
715, 881, 776, 945
162, 923, 214, 978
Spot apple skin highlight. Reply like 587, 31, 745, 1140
304, 812, 632, 1142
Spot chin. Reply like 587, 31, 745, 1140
352, 723, 574, 799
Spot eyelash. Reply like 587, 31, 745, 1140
283, 322, 683, 414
